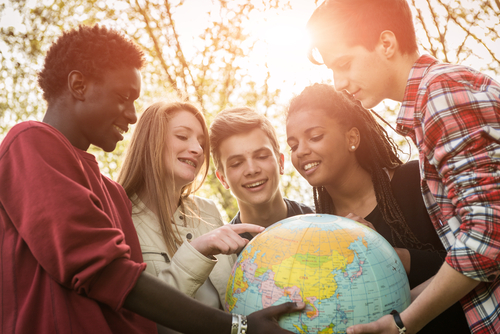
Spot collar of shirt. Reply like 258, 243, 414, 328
396, 54, 440, 138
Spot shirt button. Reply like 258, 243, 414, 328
179, 215, 184, 220
186, 233, 192, 240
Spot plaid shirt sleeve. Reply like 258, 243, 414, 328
419, 68, 500, 282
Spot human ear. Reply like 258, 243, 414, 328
279, 153, 285, 175
347, 127, 360, 152
216, 170, 230, 189
67, 70, 87, 101
378, 30, 398, 58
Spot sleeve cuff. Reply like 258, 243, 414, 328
86, 257, 147, 311
170, 241, 217, 281
446, 248, 500, 282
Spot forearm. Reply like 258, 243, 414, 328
124, 271, 229, 334
393, 248, 410, 275
401, 262, 479, 333
409, 276, 433, 302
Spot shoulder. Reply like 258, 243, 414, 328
1, 121, 73, 156
393, 160, 419, 178
391, 160, 422, 197
191, 196, 218, 212
229, 212, 242, 225
284, 198, 315, 216
422, 61, 498, 95
189, 195, 224, 224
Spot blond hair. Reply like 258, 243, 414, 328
118, 101, 210, 255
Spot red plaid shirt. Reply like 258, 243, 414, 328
396, 55, 500, 333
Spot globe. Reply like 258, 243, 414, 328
225, 214, 411, 334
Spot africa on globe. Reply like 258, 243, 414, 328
225, 214, 411, 334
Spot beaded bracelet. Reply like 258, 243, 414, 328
230, 314, 248, 334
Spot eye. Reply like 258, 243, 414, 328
258, 155, 269, 160
230, 161, 242, 168
176, 135, 187, 140
311, 134, 323, 142
118, 93, 130, 102
339, 61, 350, 70
289, 145, 298, 153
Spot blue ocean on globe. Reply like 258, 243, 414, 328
225, 214, 411, 334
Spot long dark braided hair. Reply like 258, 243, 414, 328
286, 83, 424, 249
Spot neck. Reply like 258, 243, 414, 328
324, 164, 377, 218
391, 51, 421, 102
43, 99, 90, 151
238, 193, 288, 230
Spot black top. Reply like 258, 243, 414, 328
366, 160, 469, 333
229, 198, 314, 241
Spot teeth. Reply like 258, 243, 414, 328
304, 162, 320, 171
180, 159, 196, 168
114, 125, 125, 135
243, 180, 265, 188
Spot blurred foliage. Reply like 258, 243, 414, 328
1, 0, 499, 219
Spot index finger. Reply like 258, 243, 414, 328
229, 223, 265, 234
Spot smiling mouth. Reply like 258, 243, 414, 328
304, 162, 320, 171
114, 125, 125, 135
179, 158, 197, 168
243, 180, 266, 188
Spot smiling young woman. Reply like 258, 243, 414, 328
285, 83, 470, 334
117, 101, 265, 333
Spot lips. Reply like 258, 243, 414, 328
113, 124, 128, 135
304, 161, 320, 171
179, 158, 197, 168
243, 180, 266, 188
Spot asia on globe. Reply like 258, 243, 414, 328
225, 214, 411, 334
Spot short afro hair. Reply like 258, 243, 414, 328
38, 24, 145, 103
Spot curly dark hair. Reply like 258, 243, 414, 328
286, 83, 424, 249
38, 24, 145, 103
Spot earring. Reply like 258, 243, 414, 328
351, 146, 356, 150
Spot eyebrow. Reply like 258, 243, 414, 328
173, 126, 205, 139
287, 125, 325, 142
327, 55, 350, 69
225, 147, 272, 162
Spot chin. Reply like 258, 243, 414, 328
359, 97, 384, 110
99, 144, 118, 153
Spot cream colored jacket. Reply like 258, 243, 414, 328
131, 195, 236, 310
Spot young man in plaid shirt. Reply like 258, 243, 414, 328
307, 0, 500, 333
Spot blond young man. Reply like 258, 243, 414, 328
210, 107, 313, 242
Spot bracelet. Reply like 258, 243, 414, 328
390, 310, 407, 334
230, 314, 248, 334
231, 314, 239, 334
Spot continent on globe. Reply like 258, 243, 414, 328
225, 214, 411, 334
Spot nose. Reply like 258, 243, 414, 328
124, 102, 138, 125
295, 142, 310, 159
189, 139, 203, 157
243, 159, 261, 177
333, 71, 348, 92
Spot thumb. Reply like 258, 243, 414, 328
264, 301, 305, 318
346, 323, 375, 334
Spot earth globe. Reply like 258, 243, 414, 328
225, 214, 411, 334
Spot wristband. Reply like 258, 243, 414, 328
390, 310, 406, 334
240, 314, 248, 334
230, 314, 248, 334
231, 314, 239, 334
